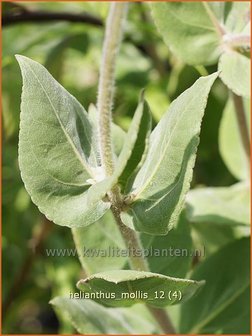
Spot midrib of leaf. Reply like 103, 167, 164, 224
145, 150, 192, 212
133, 93, 196, 200
189, 282, 249, 333
202, 2, 225, 37
24, 104, 89, 187
166, 4, 219, 33
25, 61, 94, 179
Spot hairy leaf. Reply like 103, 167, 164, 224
72, 211, 126, 274
219, 50, 250, 97
77, 270, 204, 308
121, 73, 218, 235
50, 297, 159, 334
180, 237, 250, 334
186, 182, 250, 226
17, 55, 110, 228
223, 2, 250, 33
219, 97, 250, 180
150, 2, 222, 65
87, 97, 151, 204
119, 99, 152, 191
141, 211, 193, 278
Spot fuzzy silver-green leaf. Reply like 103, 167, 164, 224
17, 55, 110, 228
121, 73, 218, 235
77, 270, 204, 308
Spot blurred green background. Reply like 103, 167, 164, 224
2, 1, 237, 334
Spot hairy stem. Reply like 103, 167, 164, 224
97, 2, 128, 176
111, 205, 149, 271
96, 3, 176, 334
111, 205, 176, 334
232, 92, 250, 165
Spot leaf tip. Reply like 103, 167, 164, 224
76, 279, 86, 291
15, 54, 31, 69
15, 54, 25, 62
198, 279, 206, 286
139, 88, 146, 103
15, 54, 22, 64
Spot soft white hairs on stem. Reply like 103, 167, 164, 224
97, 2, 129, 177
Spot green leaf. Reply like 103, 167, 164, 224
223, 2, 250, 34
121, 73, 218, 235
72, 211, 126, 274
73, 210, 193, 278
186, 182, 250, 226
180, 237, 250, 334
141, 211, 193, 278
119, 98, 152, 191
50, 297, 159, 334
45, 33, 89, 80
77, 270, 204, 308
219, 50, 250, 97
87, 96, 152, 204
17, 55, 110, 228
191, 222, 237, 257
111, 123, 126, 158
219, 97, 250, 180
150, 2, 221, 65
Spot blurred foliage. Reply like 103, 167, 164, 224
2, 1, 243, 334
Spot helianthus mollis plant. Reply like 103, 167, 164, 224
16, 2, 250, 334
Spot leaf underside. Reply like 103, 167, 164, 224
17, 55, 110, 228
150, 2, 221, 65
121, 73, 218, 235
50, 297, 159, 334
186, 182, 250, 226
218, 50, 251, 98
77, 270, 204, 308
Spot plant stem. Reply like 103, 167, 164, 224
97, 3, 176, 334
148, 306, 176, 334
111, 205, 176, 334
111, 205, 149, 271
97, 2, 128, 176
223, 33, 250, 48
232, 92, 250, 165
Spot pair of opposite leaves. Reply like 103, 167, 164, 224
17, 56, 217, 308
17, 55, 218, 236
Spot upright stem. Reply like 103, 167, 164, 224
111, 205, 175, 334
232, 92, 250, 165
111, 205, 149, 271
148, 306, 176, 334
97, 2, 128, 176
97, 3, 175, 334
